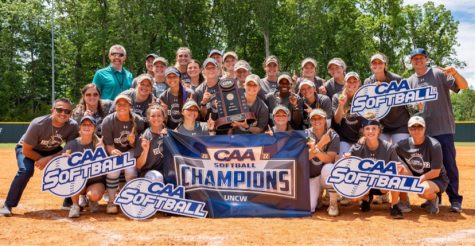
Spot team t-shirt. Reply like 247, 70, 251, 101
305, 129, 340, 177
350, 139, 401, 164
175, 122, 210, 136
323, 78, 345, 102
20, 115, 79, 152
134, 128, 166, 177
101, 112, 145, 152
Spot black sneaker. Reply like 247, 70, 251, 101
390, 205, 403, 219
361, 200, 371, 212
450, 202, 462, 213
61, 197, 73, 211
420, 200, 431, 209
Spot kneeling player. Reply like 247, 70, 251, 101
396, 116, 449, 214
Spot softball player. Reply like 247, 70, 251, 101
101, 94, 145, 214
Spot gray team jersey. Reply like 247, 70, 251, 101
110, 89, 155, 119
350, 139, 401, 164
265, 91, 303, 129
153, 81, 168, 98
323, 78, 345, 102
305, 128, 340, 177
258, 78, 278, 100
331, 93, 365, 143
72, 99, 112, 137
407, 68, 459, 136
193, 82, 219, 120
159, 88, 194, 129
134, 128, 165, 177
302, 93, 333, 129
234, 97, 269, 134
63, 138, 104, 184
19, 115, 79, 152
396, 136, 448, 181
364, 71, 409, 134
101, 112, 145, 152
175, 122, 210, 136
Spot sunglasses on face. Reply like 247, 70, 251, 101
54, 107, 72, 114
85, 93, 99, 97
111, 52, 125, 57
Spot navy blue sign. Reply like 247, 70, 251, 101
163, 131, 311, 218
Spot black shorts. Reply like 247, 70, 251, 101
86, 175, 106, 187
430, 176, 449, 193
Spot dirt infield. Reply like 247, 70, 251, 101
1, 146, 475, 245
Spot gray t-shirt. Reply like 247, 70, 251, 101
323, 78, 345, 102
110, 89, 155, 119
396, 136, 448, 181
19, 115, 79, 152
153, 81, 168, 98
305, 129, 340, 177
259, 78, 278, 100
71, 99, 112, 137
350, 139, 401, 164
295, 76, 325, 94
134, 128, 165, 177
101, 112, 145, 152
364, 71, 409, 134
175, 122, 210, 136
407, 68, 458, 136
159, 89, 194, 129
331, 93, 365, 143
63, 138, 104, 184
302, 93, 333, 129
234, 97, 269, 134
193, 82, 219, 121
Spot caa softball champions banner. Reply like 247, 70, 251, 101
351, 80, 438, 120
42, 147, 135, 197
163, 131, 311, 218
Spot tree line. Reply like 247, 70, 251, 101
0, 0, 473, 121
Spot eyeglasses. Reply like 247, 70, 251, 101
111, 52, 125, 57
54, 107, 72, 114
85, 93, 99, 97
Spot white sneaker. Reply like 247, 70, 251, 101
79, 195, 87, 208
69, 204, 80, 218
321, 192, 330, 206
103, 193, 110, 203
327, 202, 339, 217
106, 203, 118, 214
89, 201, 100, 213
339, 196, 351, 206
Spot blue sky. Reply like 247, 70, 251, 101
405, 1, 475, 88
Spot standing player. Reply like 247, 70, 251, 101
93, 44, 133, 100
1, 99, 79, 217
259, 56, 280, 99
298, 79, 332, 129
321, 58, 346, 101
193, 58, 220, 121
222, 51, 238, 79
174, 47, 192, 85
396, 116, 449, 214
407, 48, 468, 212
234, 60, 252, 88
295, 57, 326, 93
151, 56, 169, 98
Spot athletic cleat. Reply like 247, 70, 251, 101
397, 200, 412, 213
360, 200, 371, 212
425, 197, 440, 215
79, 195, 88, 208
0, 204, 12, 217
61, 197, 73, 211
420, 200, 431, 209
106, 203, 118, 214
449, 202, 462, 213
102, 193, 110, 203
390, 205, 403, 219
89, 201, 100, 213
69, 204, 81, 218
321, 193, 330, 206
328, 202, 339, 217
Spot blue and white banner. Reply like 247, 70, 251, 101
326, 157, 425, 198
163, 131, 311, 218
114, 178, 207, 220
42, 147, 135, 197
351, 80, 438, 120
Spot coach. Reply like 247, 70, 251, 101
93, 44, 133, 100
407, 48, 468, 213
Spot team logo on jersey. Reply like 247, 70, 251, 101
42, 147, 135, 197
326, 157, 425, 198
114, 178, 207, 220
174, 147, 295, 199
350, 80, 438, 120
40, 133, 63, 149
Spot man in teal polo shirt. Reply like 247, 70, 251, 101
93, 44, 134, 100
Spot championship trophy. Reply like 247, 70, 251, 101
215, 78, 256, 130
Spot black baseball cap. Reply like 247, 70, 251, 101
410, 48, 428, 59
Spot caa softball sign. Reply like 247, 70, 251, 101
326, 157, 425, 198
41, 147, 135, 197
114, 178, 208, 220
351, 80, 438, 120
